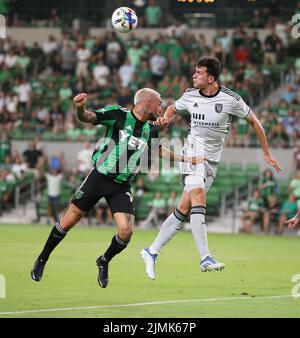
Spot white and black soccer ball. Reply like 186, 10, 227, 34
111, 7, 138, 33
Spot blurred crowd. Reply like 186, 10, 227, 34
241, 164, 300, 235
3, 130, 300, 233
1, 0, 300, 230
0, 1, 299, 145
226, 71, 300, 149
0, 136, 180, 226
3, 0, 299, 30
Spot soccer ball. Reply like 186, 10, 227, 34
111, 7, 138, 33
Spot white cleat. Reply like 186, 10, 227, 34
140, 248, 157, 280
200, 255, 225, 272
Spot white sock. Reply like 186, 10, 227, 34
190, 206, 210, 261
149, 209, 188, 255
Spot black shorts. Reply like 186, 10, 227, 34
71, 168, 135, 215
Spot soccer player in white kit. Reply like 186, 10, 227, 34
141, 57, 282, 279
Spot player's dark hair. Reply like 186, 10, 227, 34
197, 57, 221, 81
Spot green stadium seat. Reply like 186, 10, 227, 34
218, 162, 227, 171
156, 184, 171, 193
215, 178, 233, 195
140, 192, 156, 203
216, 170, 229, 180
9, 130, 23, 139
207, 186, 220, 196
278, 180, 290, 202
246, 163, 260, 178
230, 170, 248, 185
136, 206, 150, 221
206, 194, 220, 216
42, 132, 55, 141
229, 163, 243, 172
172, 185, 183, 193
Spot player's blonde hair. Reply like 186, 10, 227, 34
134, 88, 161, 105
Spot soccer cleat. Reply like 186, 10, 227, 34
200, 255, 225, 272
140, 248, 157, 280
31, 259, 46, 282
96, 255, 109, 288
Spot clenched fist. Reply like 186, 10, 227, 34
153, 116, 170, 126
73, 93, 88, 107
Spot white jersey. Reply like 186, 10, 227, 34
175, 86, 250, 165
45, 173, 63, 197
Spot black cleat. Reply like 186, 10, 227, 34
31, 259, 46, 282
96, 255, 109, 288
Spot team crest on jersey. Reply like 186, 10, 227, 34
75, 190, 84, 199
215, 103, 223, 113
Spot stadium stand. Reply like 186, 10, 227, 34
0, 0, 299, 235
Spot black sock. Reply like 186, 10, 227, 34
38, 222, 68, 262
102, 234, 129, 262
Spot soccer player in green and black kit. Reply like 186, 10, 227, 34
31, 88, 206, 288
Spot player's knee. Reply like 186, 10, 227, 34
71, 205, 85, 219
177, 202, 190, 216
118, 224, 133, 241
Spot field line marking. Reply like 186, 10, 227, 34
0, 294, 294, 316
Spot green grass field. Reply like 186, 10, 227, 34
0, 224, 300, 318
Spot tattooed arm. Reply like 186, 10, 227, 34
73, 93, 97, 124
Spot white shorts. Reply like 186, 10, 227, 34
180, 161, 218, 193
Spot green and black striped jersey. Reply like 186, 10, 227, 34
92, 105, 159, 185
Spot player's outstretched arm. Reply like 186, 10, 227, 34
246, 111, 282, 172
159, 145, 207, 164
153, 104, 177, 126
286, 209, 300, 228
73, 93, 97, 124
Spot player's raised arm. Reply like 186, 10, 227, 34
73, 93, 97, 124
159, 145, 207, 164
246, 111, 282, 172
153, 104, 177, 126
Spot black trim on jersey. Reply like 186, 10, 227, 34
106, 114, 146, 181
173, 102, 180, 112
185, 88, 198, 93
130, 111, 147, 126
92, 108, 126, 170
243, 108, 251, 119
199, 85, 221, 98
220, 86, 241, 101
94, 127, 120, 168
